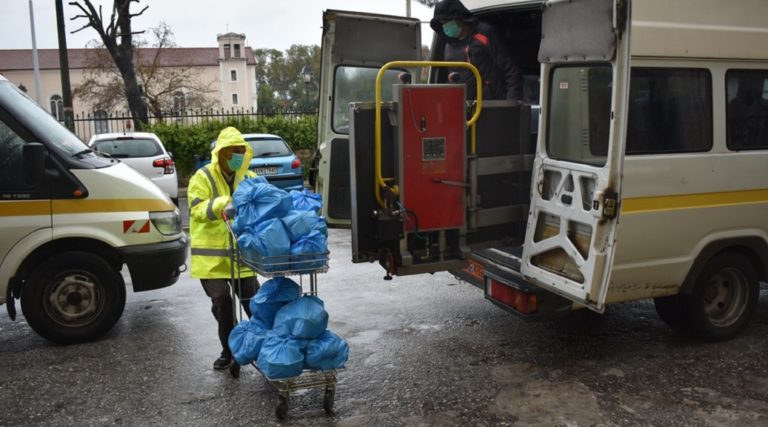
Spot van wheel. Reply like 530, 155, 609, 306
21, 251, 126, 345
683, 252, 759, 341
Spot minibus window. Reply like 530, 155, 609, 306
546, 65, 611, 166
0, 115, 28, 190
726, 69, 768, 150
627, 68, 712, 154
332, 66, 402, 134
0, 82, 84, 156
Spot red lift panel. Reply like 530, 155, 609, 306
397, 85, 466, 231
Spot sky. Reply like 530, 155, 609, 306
0, 0, 436, 51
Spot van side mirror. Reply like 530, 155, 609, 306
23, 142, 45, 187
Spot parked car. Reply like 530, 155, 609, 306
88, 132, 179, 205
197, 133, 304, 192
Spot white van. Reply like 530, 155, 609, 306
0, 75, 188, 344
315, 0, 768, 340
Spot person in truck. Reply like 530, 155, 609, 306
188, 126, 259, 370
430, 0, 524, 101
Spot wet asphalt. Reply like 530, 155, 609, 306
2, 226, 768, 425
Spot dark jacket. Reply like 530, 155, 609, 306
430, 0, 523, 101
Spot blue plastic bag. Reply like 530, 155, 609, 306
290, 230, 328, 271
237, 218, 291, 271
257, 331, 306, 380
273, 295, 329, 340
304, 330, 349, 370
228, 318, 269, 366
232, 179, 292, 234
281, 210, 328, 241
249, 277, 302, 328
290, 189, 323, 212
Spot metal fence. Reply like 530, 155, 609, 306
71, 107, 317, 142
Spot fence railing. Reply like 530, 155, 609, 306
71, 107, 317, 142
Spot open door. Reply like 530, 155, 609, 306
314, 10, 421, 227
520, 0, 631, 311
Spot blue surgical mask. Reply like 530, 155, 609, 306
227, 152, 244, 171
442, 20, 461, 38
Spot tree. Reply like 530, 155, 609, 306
74, 22, 217, 118
70, 0, 148, 130
253, 45, 321, 111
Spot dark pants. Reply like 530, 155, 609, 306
201, 277, 259, 357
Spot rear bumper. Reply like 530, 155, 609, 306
120, 234, 188, 292
151, 174, 179, 198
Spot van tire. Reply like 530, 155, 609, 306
21, 251, 126, 345
683, 252, 759, 341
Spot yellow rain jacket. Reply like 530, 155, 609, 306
189, 127, 257, 279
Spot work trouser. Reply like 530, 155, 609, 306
201, 277, 259, 356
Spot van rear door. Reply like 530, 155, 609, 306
520, 0, 631, 311
314, 10, 421, 226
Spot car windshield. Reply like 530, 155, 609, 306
92, 138, 163, 158
247, 137, 291, 157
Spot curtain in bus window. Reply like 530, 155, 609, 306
626, 68, 712, 154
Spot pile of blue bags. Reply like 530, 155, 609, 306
228, 277, 349, 379
232, 177, 327, 272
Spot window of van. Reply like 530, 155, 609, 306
546, 64, 612, 166
626, 68, 712, 155
0, 111, 29, 190
332, 66, 402, 134
725, 69, 768, 150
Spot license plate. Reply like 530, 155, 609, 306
465, 259, 485, 282
254, 166, 278, 175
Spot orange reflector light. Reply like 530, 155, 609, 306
73, 189, 84, 197
489, 278, 538, 314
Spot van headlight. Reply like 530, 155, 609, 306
150, 210, 182, 235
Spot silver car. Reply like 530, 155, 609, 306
88, 132, 179, 205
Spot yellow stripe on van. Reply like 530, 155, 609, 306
52, 199, 175, 213
0, 200, 51, 216
0, 199, 174, 216
622, 189, 768, 214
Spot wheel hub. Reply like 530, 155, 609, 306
703, 267, 747, 327
48, 273, 99, 323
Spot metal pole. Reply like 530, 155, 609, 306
406, 0, 412, 17
55, 0, 75, 131
29, 0, 42, 105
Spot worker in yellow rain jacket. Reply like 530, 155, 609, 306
189, 126, 259, 370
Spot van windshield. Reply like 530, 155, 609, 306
0, 80, 89, 157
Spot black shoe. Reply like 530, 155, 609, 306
213, 355, 232, 370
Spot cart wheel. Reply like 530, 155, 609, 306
323, 387, 335, 414
229, 363, 240, 379
276, 395, 289, 420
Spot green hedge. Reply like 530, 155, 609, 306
148, 115, 317, 181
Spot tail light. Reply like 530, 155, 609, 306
152, 157, 175, 174
291, 158, 302, 170
487, 278, 538, 315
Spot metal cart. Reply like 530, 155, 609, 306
223, 220, 336, 420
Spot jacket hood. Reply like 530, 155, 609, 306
210, 126, 253, 176
430, 0, 477, 34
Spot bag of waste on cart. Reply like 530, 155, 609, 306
290, 230, 328, 271
228, 318, 269, 365
290, 188, 323, 212
249, 277, 302, 328
273, 295, 329, 340
237, 218, 291, 272
232, 178, 293, 234
257, 330, 307, 380
304, 329, 349, 370
281, 210, 327, 241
